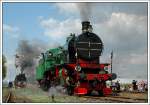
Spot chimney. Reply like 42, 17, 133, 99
82, 21, 90, 33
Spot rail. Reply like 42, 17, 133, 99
82, 96, 147, 103
5, 88, 15, 103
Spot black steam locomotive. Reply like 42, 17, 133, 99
14, 73, 27, 88
36, 21, 116, 96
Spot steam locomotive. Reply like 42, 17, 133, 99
36, 21, 117, 96
14, 73, 27, 88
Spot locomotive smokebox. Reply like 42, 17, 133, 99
82, 21, 92, 33
76, 21, 103, 61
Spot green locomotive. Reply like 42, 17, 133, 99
36, 47, 67, 90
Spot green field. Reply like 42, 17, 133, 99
2, 84, 148, 103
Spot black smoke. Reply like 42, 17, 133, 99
15, 40, 48, 82
77, 3, 93, 21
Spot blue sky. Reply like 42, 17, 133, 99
3, 3, 80, 81
3, 3, 80, 56
3, 3, 61, 51
2, 2, 148, 82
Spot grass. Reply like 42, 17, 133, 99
118, 92, 148, 100
2, 84, 148, 103
9, 86, 81, 103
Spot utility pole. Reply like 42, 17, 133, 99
111, 51, 113, 85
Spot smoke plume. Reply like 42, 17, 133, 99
48, 86, 67, 96
15, 40, 48, 82
77, 3, 93, 21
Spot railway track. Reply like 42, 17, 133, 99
5, 92, 11, 103
82, 96, 147, 103
5, 89, 16, 103
3, 86, 147, 103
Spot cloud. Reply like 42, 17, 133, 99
3, 24, 19, 33
111, 3, 148, 16
39, 17, 81, 44
55, 3, 78, 14
39, 11, 147, 52
94, 12, 147, 53
94, 12, 147, 79
3, 24, 20, 38
129, 52, 147, 65
55, 3, 147, 22
39, 3, 147, 79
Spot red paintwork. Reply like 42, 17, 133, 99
65, 63, 110, 69
62, 61, 113, 96
55, 67, 59, 77
103, 88, 112, 96
78, 59, 98, 64
74, 81, 112, 96
76, 80, 105, 90
86, 74, 112, 81
49, 57, 113, 96
74, 87, 88, 95
49, 63, 113, 96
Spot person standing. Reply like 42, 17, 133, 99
132, 80, 137, 91
116, 81, 120, 92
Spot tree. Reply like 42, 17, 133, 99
2, 55, 7, 80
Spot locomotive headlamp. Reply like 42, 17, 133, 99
75, 64, 81, 71
104, 66, 108, 71
49, 52, 52, 56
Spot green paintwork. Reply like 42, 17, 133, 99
36, 47, 66, 80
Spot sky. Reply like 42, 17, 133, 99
2, 2, 148, 82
